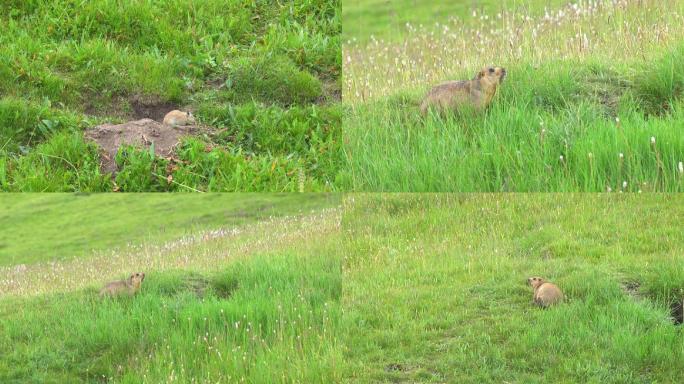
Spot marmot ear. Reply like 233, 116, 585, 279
476, 70, 484, 79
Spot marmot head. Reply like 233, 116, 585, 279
184, 111, 196, 124
476, 66, 506, 85
129, 272, 146, 286
527, 276, 545, 289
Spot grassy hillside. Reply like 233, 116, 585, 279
0, 193, 337, 266
342, 194, 684, 382
343, 0, 567, 43
342, 0, 684, 191
0, 196, 341, 382
0, 0, 341, 191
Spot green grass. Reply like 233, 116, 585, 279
344, 64, 684, 191
1, 252, 340, 383
342, 194, 684, 382
342, 0, 568, 43
0, 194, 341, 382
4, 193, 684, 382
0, 193, 337, 266
0, 0, 341, 191
343, 0, 684, 191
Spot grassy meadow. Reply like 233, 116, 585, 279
342, 0, 684, 191
0, 195, 342, 382
0, 193, 336, 266
0, 0, 341, 192
342, 194, 684, 382
342, 0, 567, 44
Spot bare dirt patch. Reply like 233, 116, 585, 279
620, 279, 683, 325
671, 299, 683, 325
82, 94, 182, 122
84, 119, 198, 174
620, 280, 641, 298
384, 363, 407, 372
129, 95, 181, 122
318, 79, 341, 104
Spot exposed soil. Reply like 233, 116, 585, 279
671, 299, 683, 325
155, 274, 238, 300
620, 280, 641, 298
183, 275, 211, 298
384, 363, 407, 372
205, 76, 226, 91
83, 94, 181, 122
84, 119, 198, 174
620, 279, 683, 325
319, 79, 342, 104
129, 95, 181, 122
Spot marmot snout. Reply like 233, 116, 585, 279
420, 66, 506, 115
163, 110, 195, 127
527, 276, 563, 307
100, 272, 146, 297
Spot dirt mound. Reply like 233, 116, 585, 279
85, 119, 197, 174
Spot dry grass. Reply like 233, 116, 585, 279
0, 208, 341, 297
344, 0, 684, 102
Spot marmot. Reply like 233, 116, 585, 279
420, 66, 506, 115
527, 276, 563, 307
100, 272, 146, 297
163, 110, 195, 127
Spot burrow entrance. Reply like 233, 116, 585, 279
621, 279, 683, 325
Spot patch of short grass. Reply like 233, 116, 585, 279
342, 0, 568, 43
225, 55, 323, 105
342, 194, 684, 382
0, 193, 338, 266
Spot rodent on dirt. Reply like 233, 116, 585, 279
163, 110, 196, 127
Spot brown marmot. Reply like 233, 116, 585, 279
420, 66, 506, 115
163, 110, 195, 127
100, 272, 146, 297
527, 276, 563, 307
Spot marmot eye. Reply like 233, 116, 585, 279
488, 68, 494, 73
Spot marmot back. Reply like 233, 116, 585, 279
163, 110, 195, 127
527, 276, 563, 307
420, 66, 506, 115
100, 272, 146, 297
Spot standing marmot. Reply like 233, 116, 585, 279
163, 110, 196, 127
527, 276, 563, 307
100, 272, 146, 297
420, 66, 506, 115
